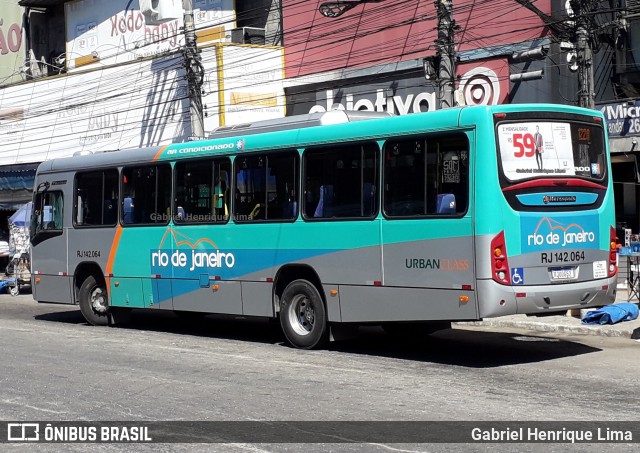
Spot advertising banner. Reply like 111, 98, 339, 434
65, 0, 235, 71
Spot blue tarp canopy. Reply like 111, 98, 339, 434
9, 201, 32, 227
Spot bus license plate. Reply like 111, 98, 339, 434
551, 267, 577, 281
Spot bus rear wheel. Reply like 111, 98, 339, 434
279, 279, 328, 349
78, 275, 109, 326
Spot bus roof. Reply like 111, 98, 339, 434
35, 104, 605, 174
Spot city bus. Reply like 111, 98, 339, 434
29, 104, 617, 349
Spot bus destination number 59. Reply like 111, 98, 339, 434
541, 251, 585, 264
511, 133, 536, 157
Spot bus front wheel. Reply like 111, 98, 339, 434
279, 279, 328, 349
78, 275, 109, 326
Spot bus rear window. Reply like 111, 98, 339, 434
496, 121, 606, 183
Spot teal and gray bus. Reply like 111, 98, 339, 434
30, 104, 617, 349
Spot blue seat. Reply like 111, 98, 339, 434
436, 193, 456, 214
123, 197, 134, 223
314, 185, 333, 217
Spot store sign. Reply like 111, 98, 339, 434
308, 88, 436, 115
288, 64, 506, 117
598, 100, 640, 138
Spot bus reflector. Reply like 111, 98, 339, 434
214, 276, 221, 280
602, 285, 608, 290
609, 226, 618, 277
266, 277, 273, 282
374, 280, 382, 286
494, 113, 506, 119
212, 284, 219, 291
462, 284, 472, 290
491, 231, 511, 285
330, 289, 338, 296
516, 292, 526, 298
459, 295, 469, 303
593, 117, 602, 122
499, 299, 506, 306
58, 272, 67, 276
35, 277, 41, 284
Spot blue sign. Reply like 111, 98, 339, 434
520, 214, 599, 253
511, 267, 524, 285
598, 100, 640, 138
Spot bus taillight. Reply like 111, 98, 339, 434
491, 231, 511, 285
609, 226, 618, 277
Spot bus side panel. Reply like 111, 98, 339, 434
171, 279, 242, 314
110, 277, 144, 308
380, 222, 476, 289
242, 281, 273, 317
338, 285, 476, 322
33, 275, 74, 304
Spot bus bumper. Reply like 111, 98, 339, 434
476, 276, 618, 319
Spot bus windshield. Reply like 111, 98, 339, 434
496, 121, 606, 183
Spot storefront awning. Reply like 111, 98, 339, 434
0, 163, 38, 211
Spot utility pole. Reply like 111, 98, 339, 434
572, 0, 595, 109
435, 0, 456, 109
182, 0, 205, 139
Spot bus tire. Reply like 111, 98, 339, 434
78, 275, 109, 326
279, 279, 328, 349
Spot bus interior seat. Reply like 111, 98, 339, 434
123, 197, 134, 223
103, 198, 117, 224
314, 185, 333, 217
436, 193, 456, 214
285, 200, 298, 218
363, 182, 375, 215
176, 206, 185, 220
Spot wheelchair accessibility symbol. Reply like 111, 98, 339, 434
511, 267, 524, 285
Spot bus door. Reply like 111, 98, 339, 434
379, 133, 477, 321
31, 181, 73, 303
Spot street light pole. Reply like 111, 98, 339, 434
572, 0, 595, 109
182, 0, 205, 139
435, 0, 456, 109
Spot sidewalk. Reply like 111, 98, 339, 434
454, 289, 640, 339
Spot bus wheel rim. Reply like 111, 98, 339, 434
90, 287, 108, 314
288, 294, 314, 336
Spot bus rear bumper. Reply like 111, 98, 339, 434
476, 276, 618, 319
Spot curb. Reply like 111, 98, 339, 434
454, 316, 640, 339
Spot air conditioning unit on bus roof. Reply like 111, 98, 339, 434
209, 110, 391, 139
138, 0, 182, 25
